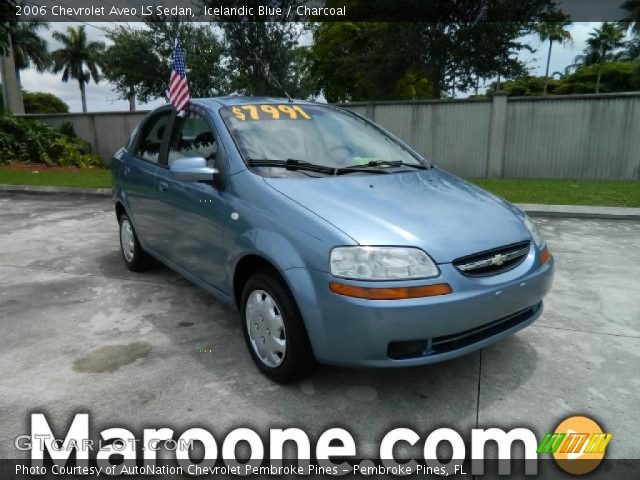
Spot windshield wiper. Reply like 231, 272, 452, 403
247, 158, 336, 175
345, 160, 428, 170
247, 158, 396, 176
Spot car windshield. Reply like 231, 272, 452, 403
220, 104, 427, 170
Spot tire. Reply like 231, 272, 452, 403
118, 213, 153, 272
241, 272, 315, 383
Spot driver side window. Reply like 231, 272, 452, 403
134, 110, 171, 163
168, 111, 219, 167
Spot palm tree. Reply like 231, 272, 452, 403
51, 26, 104, 112
624, 36, 640, 61
622, 0, 640, 61
582, 23, 627, 93
622, 0, 640, 34
536, 18, 572, 95
10, 22, 50, 87
0, 0, 17, 56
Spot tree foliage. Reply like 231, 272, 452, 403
103, 5, 312, 102
0, 0, 17, 55
568, 22, 628, 93
311, 21, 537, 101
622, 0, 640, 34
308, 0, 559, 101
102, 25, 159, 106
488, 62, 640, 96
571, 22, 627, 68
11, 22, 50, 74
197, 0, 313, 98
23, 90, 69, 113
535, 12, 572, 94
0, 113, 101, 167
221, 21, 312, 98
624, 35, 640, 61
104, 21, 226, 104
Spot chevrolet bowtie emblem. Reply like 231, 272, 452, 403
491, 254, 507, 266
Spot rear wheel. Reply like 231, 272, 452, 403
241, 272, 314, 383
119, 213, 152, 272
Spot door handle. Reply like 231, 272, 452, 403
123, 166, 131, 175
158, 181, 169, 192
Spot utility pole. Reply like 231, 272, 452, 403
1, 37, 24, 114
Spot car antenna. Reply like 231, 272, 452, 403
252, 51, 293, 103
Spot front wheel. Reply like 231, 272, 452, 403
241, 272, 315, 383
119, 213, 152, 272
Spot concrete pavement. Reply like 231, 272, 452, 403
0, 194, 638, 468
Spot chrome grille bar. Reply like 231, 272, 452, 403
457, 246, 530, 272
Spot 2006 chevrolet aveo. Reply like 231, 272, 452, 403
112, 96, 554, 382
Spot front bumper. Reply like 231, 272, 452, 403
284, 247, 554, 367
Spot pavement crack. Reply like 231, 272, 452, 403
532, 324, 640, 340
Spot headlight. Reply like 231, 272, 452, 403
523, 214, 545, 249
330, 247, 439, 280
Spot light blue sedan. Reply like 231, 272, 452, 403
112, 97, 554, 382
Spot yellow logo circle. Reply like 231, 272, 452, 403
553, 416, 609, 475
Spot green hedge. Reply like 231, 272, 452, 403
0, 114, 102, 167
23, 91, 70, 114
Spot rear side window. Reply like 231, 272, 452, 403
133, 111, 172, 163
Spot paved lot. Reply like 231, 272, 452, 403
1, 194, 639, 464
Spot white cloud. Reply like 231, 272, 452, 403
20, 21, 161, 112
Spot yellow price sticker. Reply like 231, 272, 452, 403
230, 105, 312, 122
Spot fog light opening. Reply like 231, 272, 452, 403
388, 340, 429, 359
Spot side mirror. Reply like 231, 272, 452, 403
170, 157, 217, 183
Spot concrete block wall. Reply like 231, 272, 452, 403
17, 92, 640, 180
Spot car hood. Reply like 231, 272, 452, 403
263, 168, 530, 263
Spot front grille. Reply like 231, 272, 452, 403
386, 302, 541, 360
429, 302, 541, 354
453, 241, 530, 277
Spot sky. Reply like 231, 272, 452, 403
15, 21, 629, 113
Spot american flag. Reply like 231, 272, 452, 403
169, 39, 190, 111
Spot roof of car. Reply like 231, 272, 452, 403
191, 96, 319, 109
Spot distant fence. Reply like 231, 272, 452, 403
18, 92, 640, 180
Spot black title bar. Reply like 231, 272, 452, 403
12, 0, 631, 23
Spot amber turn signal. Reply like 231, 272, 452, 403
329, 282, 452, 300
540, 246, 552, 265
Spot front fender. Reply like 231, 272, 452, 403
227, 228, 309, 281
226, 232, 330, 357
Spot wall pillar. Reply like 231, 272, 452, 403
486, 91, 508, 178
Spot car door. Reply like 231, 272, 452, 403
121, 108, 173, 254
155, 108, 230, 291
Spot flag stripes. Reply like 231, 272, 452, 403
169, 39, 190, 111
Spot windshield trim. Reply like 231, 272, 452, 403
218, 103, 431, 174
